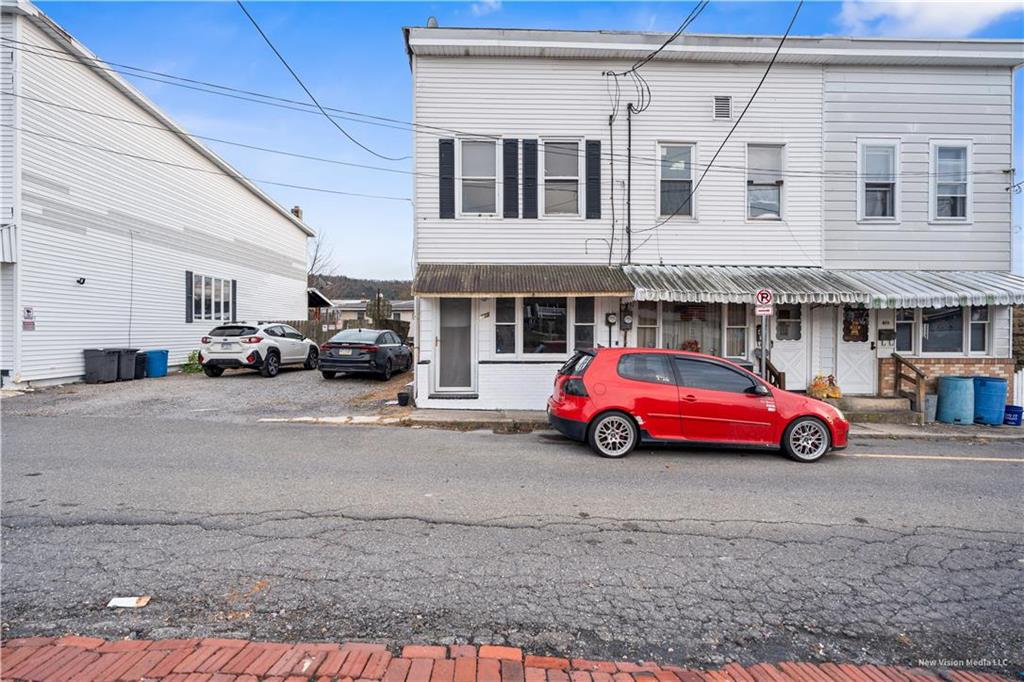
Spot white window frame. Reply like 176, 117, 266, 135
895, 308, 916, 354
540, 138, 583, 218
494, 297, 517, 355
456, 138, 501, 219
489, 296, 594, 360
856, 138, 901, 224
745, 143, 785, 221
928, 139, 973, 224
915, 305, 992, 358
656, 142, 697, 220
723, 303, 749, 359
193, 273, 232, 322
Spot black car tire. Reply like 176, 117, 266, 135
782, 416, 831, 463
304, 347, 319, 370
203, 365, 224, 378
379, 359, 393, 381
260, 350, 280, 378
587, 411, 638, 458
321, 370, 336, 380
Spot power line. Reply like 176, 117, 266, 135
2, 123, 411, 202
634, 0, 805, 237
1, 36, 1004, 181
233, 0, 409, 162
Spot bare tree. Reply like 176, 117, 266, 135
307, 232, 337, 291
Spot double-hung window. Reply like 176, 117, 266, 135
969, 306, 989, 353
858, 140, 899, 221
574, 297, 595, 351
542, 141, 580, 215
637, 301, 658, 348
930, 141, 970, 221
460, 140, 497, 215
895, 308, 915, 353
747, 144, 783, 220
495, 298, 516, 354
659, 143, 694, 217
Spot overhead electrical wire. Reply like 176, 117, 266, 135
1, 38, 1003, 180
633, 0, 805, 237
2, 123, 412, 202
234, 0, 409, 162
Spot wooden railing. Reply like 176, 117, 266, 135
892, 352, 926, 415
765, 358, 786, 390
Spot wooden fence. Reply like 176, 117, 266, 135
275, 318, 411, 346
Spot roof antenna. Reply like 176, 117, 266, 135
426, 16, 438, 28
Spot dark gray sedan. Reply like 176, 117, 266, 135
318, 328, 412, 380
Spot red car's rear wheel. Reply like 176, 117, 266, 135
588, 411, 638, 458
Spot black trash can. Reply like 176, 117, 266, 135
116, 348, 140, 381
83, 349, 119, 384
134, 351, 148, 379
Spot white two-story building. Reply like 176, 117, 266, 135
404, 26, 1024, 410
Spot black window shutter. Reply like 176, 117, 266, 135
439, 139, 455, 219
185, 271, 193, 323
586, 140, 601, 219
522, 139, 538, 219
231, 279, 237, 321
503, 139, 519, 218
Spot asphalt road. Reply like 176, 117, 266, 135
1, 414, 1022, 673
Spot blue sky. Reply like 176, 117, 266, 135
37, 0, 1024, 279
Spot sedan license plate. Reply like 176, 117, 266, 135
221, 342, 232, 349
338, 348, 353, 356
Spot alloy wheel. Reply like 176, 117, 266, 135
594, 415, 635, 457
789, 420, 827, 460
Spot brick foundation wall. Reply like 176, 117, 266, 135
878, 357, 1016, 398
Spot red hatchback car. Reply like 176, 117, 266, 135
547, 348, 849, 462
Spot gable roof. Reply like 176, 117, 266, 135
405, 26, 1024, 68
4, 0, 315, 237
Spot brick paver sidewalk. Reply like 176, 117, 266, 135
0, 638, 1010, 682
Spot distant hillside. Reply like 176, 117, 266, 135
310, 274, 412, 301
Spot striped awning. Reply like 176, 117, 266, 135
414, 263, 634, 297
624, 264, 1024, 308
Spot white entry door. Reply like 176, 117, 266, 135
836, 305, 876, 395
770, 303, 809, 391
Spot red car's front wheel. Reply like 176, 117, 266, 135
588, 411, 638, 458
782, 417, 831, 462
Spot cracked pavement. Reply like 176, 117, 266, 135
1, 413, 1022, 673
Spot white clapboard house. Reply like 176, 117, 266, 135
404, 25, 1024, 410
0, 0, 312, 386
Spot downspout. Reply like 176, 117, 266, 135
626, 103, 634, 264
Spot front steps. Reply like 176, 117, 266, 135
825, 396, 923, 425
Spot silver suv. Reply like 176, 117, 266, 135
198, 322, 319, 378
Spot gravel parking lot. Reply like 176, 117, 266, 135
1, 366, 413, 423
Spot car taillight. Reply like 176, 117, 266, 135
320, 343, 330, 351
563, 377, 588, 397
243, 336, 263, 344
361, 345, 379, 353
201, 336, 211, 344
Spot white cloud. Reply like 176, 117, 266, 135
470, 0, 502, 17
839, 0, 1021, 37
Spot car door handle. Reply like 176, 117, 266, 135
681, 394, 698, 402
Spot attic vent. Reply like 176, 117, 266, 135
713, 96, 732, 120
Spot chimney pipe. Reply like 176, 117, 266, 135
291, 205, 303, 220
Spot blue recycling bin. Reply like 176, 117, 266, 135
145, 349, 169, 378
973, 376, 1007, 425
936, 376, 973, 425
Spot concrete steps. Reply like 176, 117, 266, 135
825, 396, 922, 425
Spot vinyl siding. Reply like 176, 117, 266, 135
0, 262, 13, 371
822, 66, 1013, 270
413, 56, 824, 267
13, 19, 308, 383
1, 12, 16, 235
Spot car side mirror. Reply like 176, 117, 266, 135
747, 384, 770, 397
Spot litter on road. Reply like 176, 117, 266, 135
106, 596, 150, 608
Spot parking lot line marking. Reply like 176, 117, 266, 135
837, 452, 1024, 463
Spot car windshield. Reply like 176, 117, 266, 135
329, 329, 380, 343
209, 325, 257, 337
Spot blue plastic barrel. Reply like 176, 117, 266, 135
936, 376, 974, 425
973, 376, 1007, 425
145, 349, 169, 378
